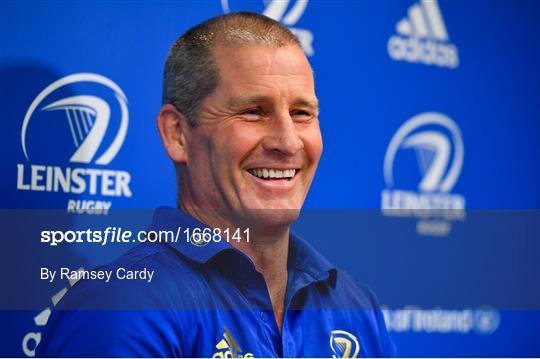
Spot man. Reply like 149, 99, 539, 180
38, 12, 395, 357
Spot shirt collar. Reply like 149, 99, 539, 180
150, 207, 336, 285
288, 232, 336, 285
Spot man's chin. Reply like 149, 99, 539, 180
237, 207, 302, 230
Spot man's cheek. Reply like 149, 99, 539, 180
300, 134, 322, 161
312, 136, 324, 161
228, 142, 256, 165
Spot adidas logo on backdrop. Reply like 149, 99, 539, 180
387, 0, 459, 69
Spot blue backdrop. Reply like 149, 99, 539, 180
2, 0, 539, 356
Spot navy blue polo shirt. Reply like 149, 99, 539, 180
37, 208, 395, 357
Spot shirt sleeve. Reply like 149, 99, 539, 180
336, 270, 397, 357
37, 308, 183, 357
373, 303, 397, 357
363, 282, 397, 357
36, 261, 185, 357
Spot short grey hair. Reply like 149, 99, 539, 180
162, 12, 301, 127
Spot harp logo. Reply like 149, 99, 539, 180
381, 112, 465, 236
21, 73, 128, 165
221, 0, 314, 56
17, 73, 132, 214
330, 330, 360, 358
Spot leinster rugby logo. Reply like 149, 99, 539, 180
21, 73, 128, 165
221, 0, 314, 56
330, 330, 360, 358
17, 73, 132, 214
381, 112, 465, 236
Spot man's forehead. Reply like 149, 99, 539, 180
212, 42, 312, 74
211, 44, 316, 104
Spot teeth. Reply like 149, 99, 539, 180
248, 168, 296, 179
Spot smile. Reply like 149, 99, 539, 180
247, 168, 297, 181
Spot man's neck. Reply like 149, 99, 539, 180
178, 202, 289, 333
231, 229, 289, 333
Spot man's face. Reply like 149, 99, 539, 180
182, 44, 322, 228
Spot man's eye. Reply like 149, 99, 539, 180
239, 108, 263, 119
290, 110, 313, 121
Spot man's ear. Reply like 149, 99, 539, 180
157, 104, 190, 163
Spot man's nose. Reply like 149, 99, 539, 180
262, 113, 304, 156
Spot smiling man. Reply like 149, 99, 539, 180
38, 12, 394, 358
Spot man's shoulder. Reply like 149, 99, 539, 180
37, 243, 199, 357
113, 241, 201, 278
329, 269, 396, 356
57, 242, 212, 310
332, 269, 382, 310
289, 233, 382, 311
